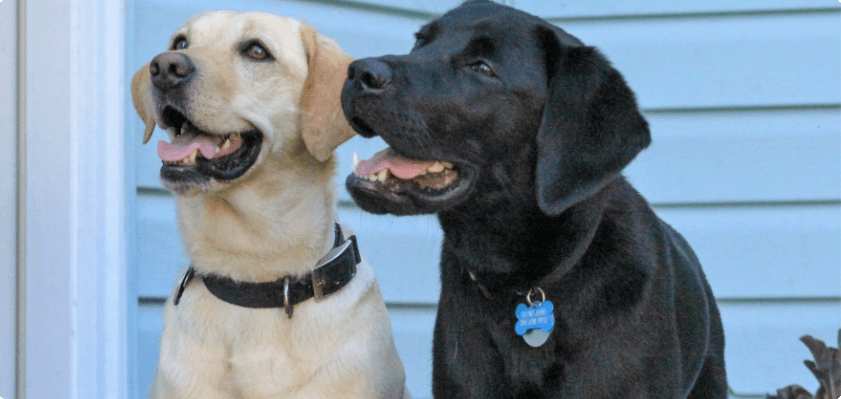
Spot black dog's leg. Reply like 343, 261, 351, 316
687, 284, 728, 399
687, 341, 728, 398
432, 292, 508, 399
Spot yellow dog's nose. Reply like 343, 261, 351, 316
150, 51, 195, 90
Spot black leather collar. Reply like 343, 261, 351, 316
174, 223, 361, 318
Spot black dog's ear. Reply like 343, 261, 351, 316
534, 25, 651, 216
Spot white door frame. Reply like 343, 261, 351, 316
19, 0, 128, 397
0, 0, 19, 396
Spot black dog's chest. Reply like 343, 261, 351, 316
446, 287, 646, 399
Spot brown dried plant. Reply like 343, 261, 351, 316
767, 330, 841, 399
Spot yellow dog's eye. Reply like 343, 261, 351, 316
173, 38, 188, 50
248, 44, 268, 59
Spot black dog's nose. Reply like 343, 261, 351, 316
150, 52, 195, 90
347, 58, 392, 92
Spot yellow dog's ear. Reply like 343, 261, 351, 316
299, 24, 356, 162
131, 63, 157, 144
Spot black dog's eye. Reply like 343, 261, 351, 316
470, 61, 495, 77
413, 32, 427, 47
172, 37, 188, 50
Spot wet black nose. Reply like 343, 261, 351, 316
347, 58, 392, 92
149, 52, 195, 90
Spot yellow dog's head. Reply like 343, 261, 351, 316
131, 11, 354, 195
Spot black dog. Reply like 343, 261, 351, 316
342, 1, 727, 397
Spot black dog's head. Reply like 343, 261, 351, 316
342, 0, 650, 217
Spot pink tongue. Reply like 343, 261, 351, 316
158, 137, 216, 162
158, 135, 243, 162
355, 147, 436, 179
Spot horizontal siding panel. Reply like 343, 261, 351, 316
625, 108, 841, 204
136, 193, 189, 298
138, 195, 841, 300
342, 0, 835, 19
658, 204, 841, 299
336, 0, 459, 16
139, 0, 839, 21
137, 304, 165, 399
339, 208, 443, 304
390, 306, 437, 399
521, 1, 837, 19
560, 11, 840, 109
135, 131, 162, 189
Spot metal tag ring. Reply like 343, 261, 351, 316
525, 287, 546, 308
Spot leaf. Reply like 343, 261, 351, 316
799, 332, 841, 399
770, 330, 841, 399
768, 384, 813, 399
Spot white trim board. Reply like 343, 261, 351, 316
20, 0, 128, 397
0, 0, 19, 397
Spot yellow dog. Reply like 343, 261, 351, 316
131, 11, 410, 399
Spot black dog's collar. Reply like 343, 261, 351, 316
467, 270, 493, 299
174, 224, 361, 319
466, 269, 543, 302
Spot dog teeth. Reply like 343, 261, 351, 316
231, 133, 241, 141
427, 162, 444, 173
441, 161, 454, 169
189, 149, 198, 164
376, 168, 389, 182
353, 169, 390, 182
222, 138, 231, 150
353, 152, 360, 169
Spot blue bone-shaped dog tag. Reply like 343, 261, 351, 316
515, 300, 554, 347
515, 300, 554, 335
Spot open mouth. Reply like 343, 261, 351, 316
346, 146, 475, 214
353, 147, 457, 189
157, 106, 263, 184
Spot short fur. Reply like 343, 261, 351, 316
130, 11, 410, 399
341, 1, 727, 398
